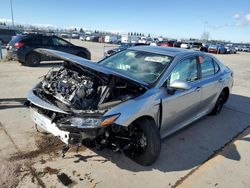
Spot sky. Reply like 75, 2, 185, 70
0, 0, 250, 42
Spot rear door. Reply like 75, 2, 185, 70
197, 55, 222, 113
161, 55, 202, 135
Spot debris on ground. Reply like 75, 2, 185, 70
57, 172, 73, 186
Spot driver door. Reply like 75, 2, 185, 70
160, 56, 202, 136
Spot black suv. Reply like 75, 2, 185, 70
7, 34, 91, 66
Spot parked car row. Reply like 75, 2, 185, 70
158, 41, 239, 54
35, 30, 250, 54
105, 43, 149, 57
236, 45, 250, 52
106, 41, 240, 57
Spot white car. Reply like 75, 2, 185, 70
180, 43, 190, 49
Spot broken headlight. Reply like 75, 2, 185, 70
69, 114, 120, 128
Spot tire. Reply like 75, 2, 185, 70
126, 118, 161, 166
77, 52, 87, 59
25, 52, 41, 67
210, 91, 226, 115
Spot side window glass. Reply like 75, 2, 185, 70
168, 56, 198, 85
32, 37, 42, 45
52, 37, 69, 46
200, 56, 215, 78
42, 36, 53, 46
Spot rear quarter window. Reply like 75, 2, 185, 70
213, 60, 220, 73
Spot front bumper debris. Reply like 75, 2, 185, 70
30, 107, 70, 144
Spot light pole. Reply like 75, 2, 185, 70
10, 0, 14, 28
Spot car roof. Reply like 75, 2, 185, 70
129, 46, 195, 57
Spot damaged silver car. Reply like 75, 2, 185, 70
26, 46, 233, 166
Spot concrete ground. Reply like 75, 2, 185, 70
0, 41, 250, 188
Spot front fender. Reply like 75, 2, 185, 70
104, 89, 163, 127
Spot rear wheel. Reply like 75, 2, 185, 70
25, 52, 41, 66
125, 118, 161, 166
210, 91, 226, 115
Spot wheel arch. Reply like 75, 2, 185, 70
131, 115, 157, 128
25, 50, 41, 61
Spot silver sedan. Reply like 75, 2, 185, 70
27, 46, 233, 166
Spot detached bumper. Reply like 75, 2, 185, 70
30, 107, 107, 144
30, 107, 69, 144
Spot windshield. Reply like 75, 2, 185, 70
99, 50, 173, 84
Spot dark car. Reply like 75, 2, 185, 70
158, 40, 176, 47
0, 28, 19, 45
105, 43, 149, 57
173, 41, 182, 48
7, 34, 91, 66
200, 44, 209, 52
190, 42, 203, 51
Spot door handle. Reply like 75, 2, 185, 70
219, 78, 224, 82
195, 86, 201, 92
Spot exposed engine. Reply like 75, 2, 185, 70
41, 68, 101, 110
36, 64, 146, 112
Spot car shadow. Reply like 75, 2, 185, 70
85, 93, 250, 172
0, 98, 26, 110
218, 128, 250, 161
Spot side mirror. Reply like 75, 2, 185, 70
167, 80, 191, 94
170, 80, 191, 90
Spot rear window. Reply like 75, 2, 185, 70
200, 56, 220, 78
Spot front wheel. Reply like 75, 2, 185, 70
126, 118, 161, 166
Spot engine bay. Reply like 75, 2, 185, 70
33, 62, 146, 113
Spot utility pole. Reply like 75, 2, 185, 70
10, 0, 15, 28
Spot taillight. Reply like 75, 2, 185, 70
14, 42, 25, 49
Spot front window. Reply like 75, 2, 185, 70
168, 56, 198, 85
99, 50, 173, 84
